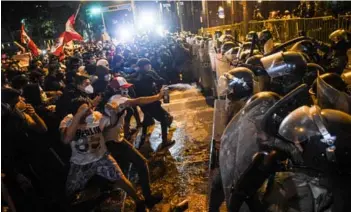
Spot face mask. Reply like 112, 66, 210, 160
84, 85, 94, 94
121, 88, 129, 96
104, 74, 111, 81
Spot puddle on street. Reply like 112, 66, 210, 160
124, 99, 213, 212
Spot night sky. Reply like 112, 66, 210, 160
2, 1, 78, 31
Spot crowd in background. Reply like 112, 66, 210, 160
1, 32, 195, 211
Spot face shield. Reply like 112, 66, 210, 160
261, 52, 288, 78
278, 106, 320, 146
261, 51, 307, 79
223, 48, 239, 62
316, 76, 351, 114
341, 71, 351, 95
329, 29, 346, 43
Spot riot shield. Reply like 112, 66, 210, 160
316, 76, 351, 114
219, 92, 280, 210
215, 54, 231, 81
198, 40, 215, 92
191, 42, 200, 82
209, 41, 217, 73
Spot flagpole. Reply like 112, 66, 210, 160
74, 3, 81, 21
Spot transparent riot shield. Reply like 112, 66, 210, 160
316, 76, 351, 114
198, 41, 215, 91
219, 92, 280, 209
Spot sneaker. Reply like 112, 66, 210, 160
145, 193, 163, 209
158, 140, 175, 150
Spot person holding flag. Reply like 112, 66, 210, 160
20, 24, 40, 57
51, 11, 83, 59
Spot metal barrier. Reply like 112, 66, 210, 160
202, 15, 351, 43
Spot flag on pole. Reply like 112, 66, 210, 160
64, 15, 83, 42
20, 24, 40, 57
51, 32, 65, 57
51, 14, 83, 57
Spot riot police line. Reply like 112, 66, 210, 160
196, 28, 351, 212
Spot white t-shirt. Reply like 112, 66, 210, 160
59, 111, 110, 165
104, 94, 129, 143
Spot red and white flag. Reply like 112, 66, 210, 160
21, 24, 40, 57
51, 14, 83, 56
64, 15, 83, 42
51, 32, 65, 57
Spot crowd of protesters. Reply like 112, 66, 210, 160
1, 32, 195, 211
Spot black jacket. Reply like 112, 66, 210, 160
128, 70, 165, 97
55, 84, 89, 119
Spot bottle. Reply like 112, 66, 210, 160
163, 87, 170, 104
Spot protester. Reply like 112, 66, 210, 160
103, 81, 168, 209
129, 58, 175, 149
59, 97, 147, 211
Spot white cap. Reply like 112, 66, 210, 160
96, 59, 109, 68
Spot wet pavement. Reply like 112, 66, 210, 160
122, 86, 214, 212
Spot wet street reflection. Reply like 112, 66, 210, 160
125, 87, 214, 211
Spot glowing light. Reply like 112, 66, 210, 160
139, 12, 155, 26
118, 26, 134, 42
257, 0, 262, 3
157, 25, 164, 36
218, 6, 225, 19
90, 7, 102, 15
41, 50, 47, 55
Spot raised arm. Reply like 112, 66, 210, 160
23, 104, 47, 133
60, 104, 89, 144
123, 87, 165, 107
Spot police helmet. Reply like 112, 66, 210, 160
258, 29, 273, 46
279, 105, 351, 174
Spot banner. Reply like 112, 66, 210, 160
12, 53, 31, 68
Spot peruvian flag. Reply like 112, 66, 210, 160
51, 14, 83, 56
51, 32, 65, 58
21, 24, 40, 57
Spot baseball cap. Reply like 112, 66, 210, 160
96, 65, 110, 77
110, 76, 133, 89
96, 59, 109, 68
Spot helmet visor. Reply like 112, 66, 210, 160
261, 52, 289, 78
316, 76, 351, 113
278, 106, 320, 144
